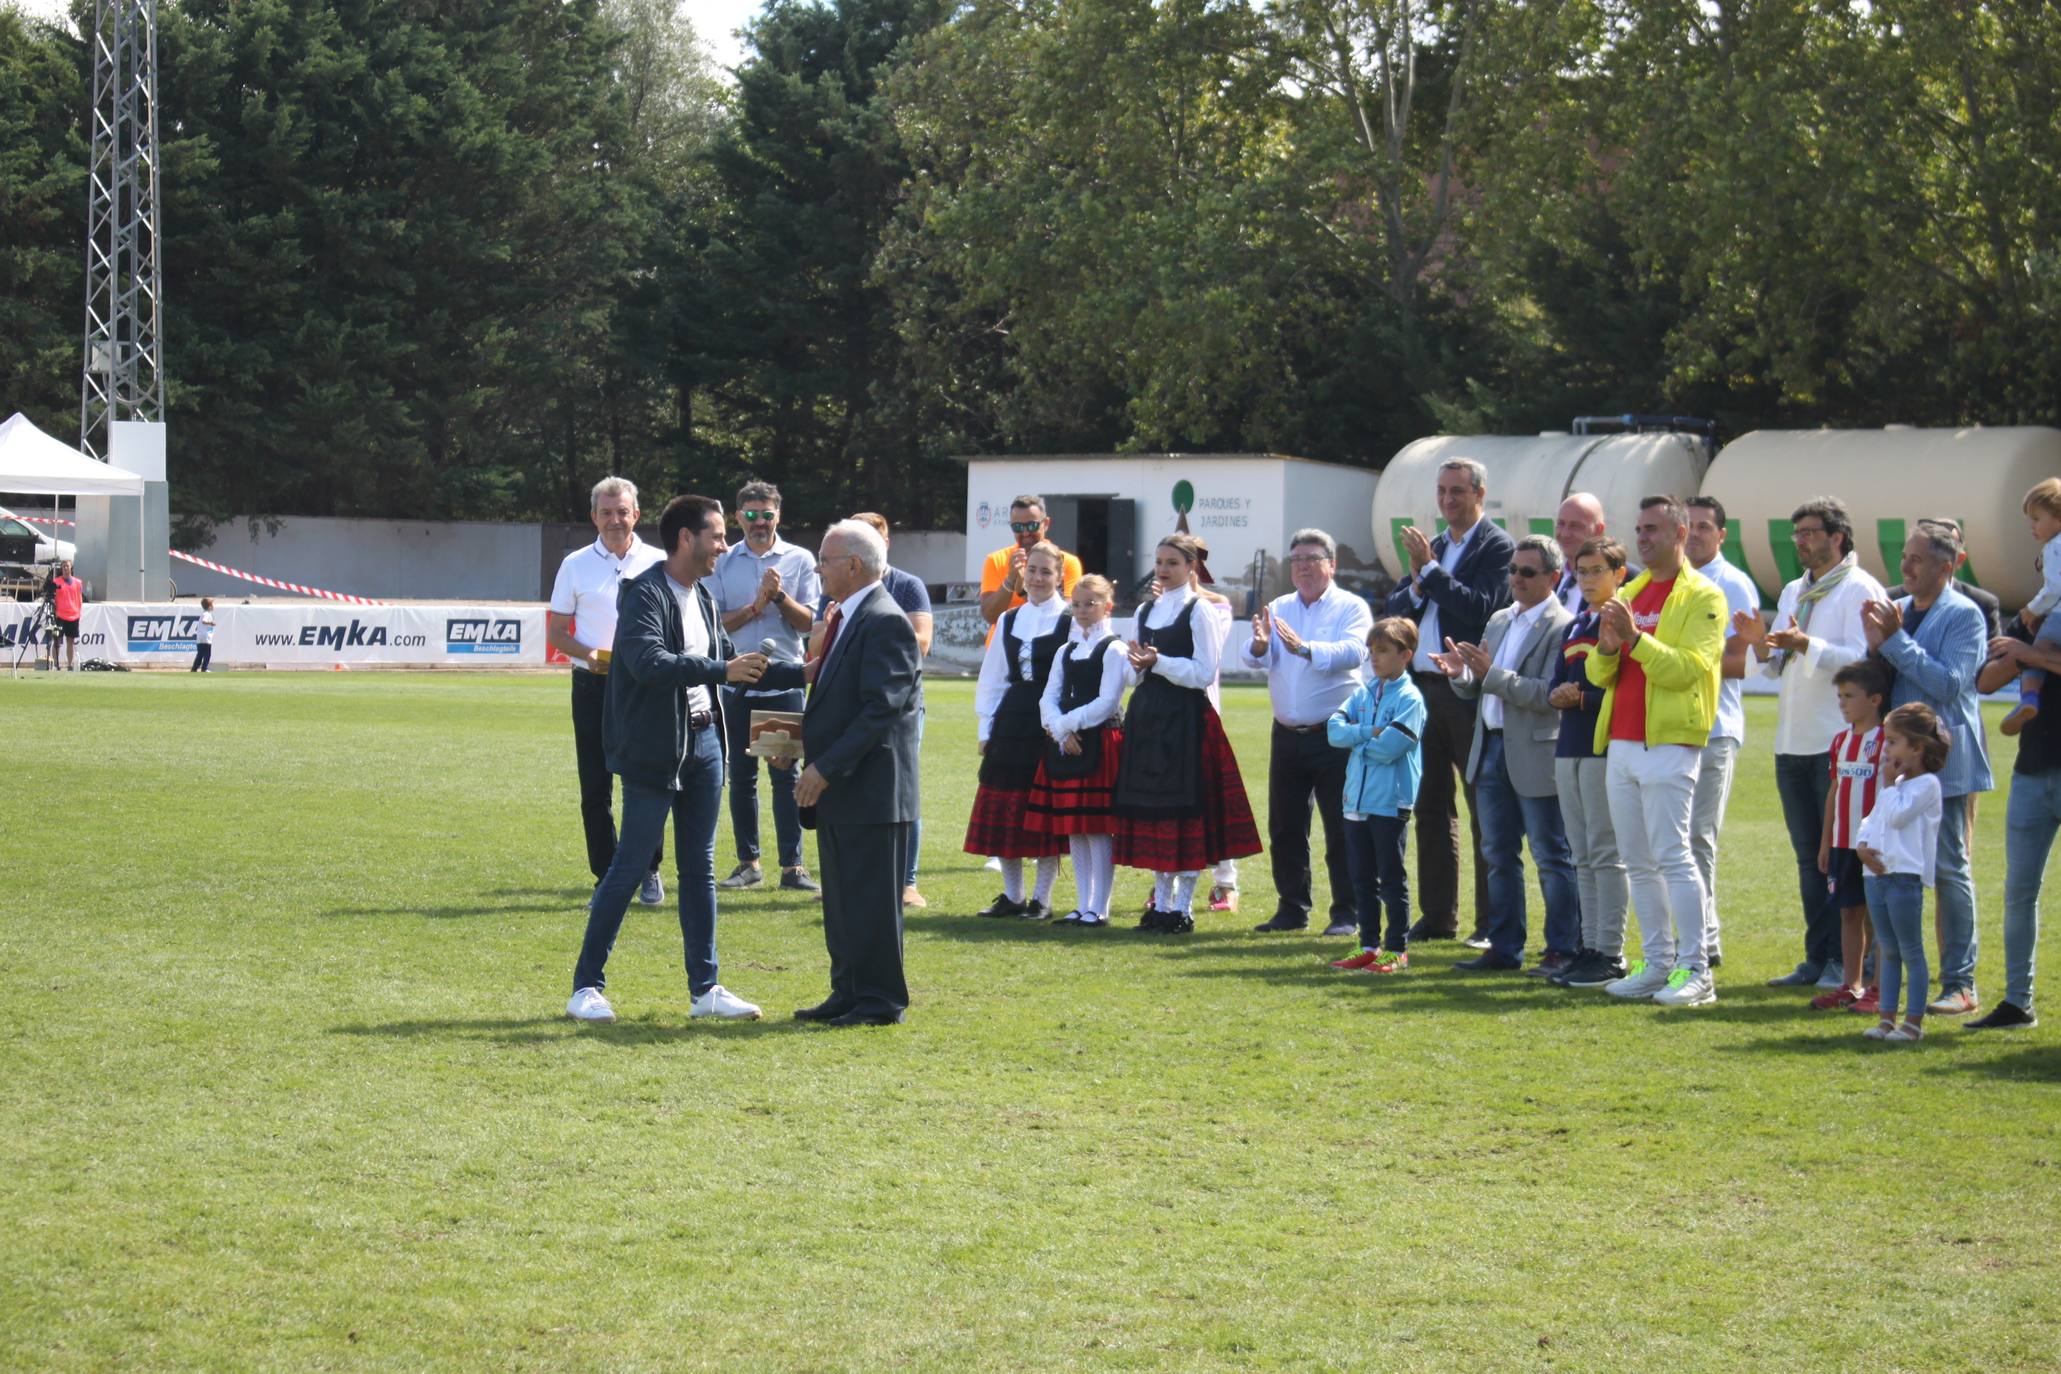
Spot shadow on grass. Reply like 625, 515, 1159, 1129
1928, 1042, 2061, 1082
322, 898, 580, 919
329, 1015, 821, 1045
904, 911, 1254, 945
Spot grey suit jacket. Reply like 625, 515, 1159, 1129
803, 582, 924, 826
1451, 597, 1573, 797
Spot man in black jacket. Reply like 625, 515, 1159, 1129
567, 494, 804, 1025
786, 519, 924, 1026
1383, 457, 1515, 944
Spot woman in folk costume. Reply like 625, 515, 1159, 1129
1024, 575, 1132, 926
1114, 533, 1263, 932
1191, 542, 1244, 914
967, 541, 1072, 919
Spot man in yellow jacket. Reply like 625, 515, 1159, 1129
1585, 495, 1727, 1007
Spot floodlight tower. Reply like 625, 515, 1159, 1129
77, 0, 170, 600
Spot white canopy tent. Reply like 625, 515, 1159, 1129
0, 412, 145, 496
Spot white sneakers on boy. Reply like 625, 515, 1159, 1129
567, 987, 616, 1022
1652, 968, 1717, 1007
1605, 962, 1670, 999
690, 985, 763, 1020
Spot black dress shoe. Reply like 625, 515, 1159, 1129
1253, 914, 1309, 933
793, 999, 857, 1021
1406, 920, 1457, 942
822, 1008, 905, 1027
1453, 952, 1523, 971
1138, 906, 1169, 931
1021, 899, 1051, 921
977, 892, 1027, 918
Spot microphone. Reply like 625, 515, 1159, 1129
758, 636, 798, 664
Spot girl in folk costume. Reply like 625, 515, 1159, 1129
1025, 575, 1133, 926
1191, 544, 1246, 914
967, 541, 1072, 919
1114, 534, 1263, 932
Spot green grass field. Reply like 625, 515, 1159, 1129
3, 672, 2058, 1372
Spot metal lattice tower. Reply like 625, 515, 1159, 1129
80, 0, 164, 461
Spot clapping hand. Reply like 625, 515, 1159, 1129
1450, 637, 1491, 678
1127, 640, 1160, 673
1861, 599, 1902, 648
758, 566, 783, 606
1548, 682, 1584, 710
1399, 525, 1434, 574
1007, 545, 1029, 589
1249, 605, 1272, 656
1597, 598, 1635, 653
1765, 625, 1811, 654
1733, 608, 1767, 650
1274, 616, 1306, 657
1428, 639, 1467, 679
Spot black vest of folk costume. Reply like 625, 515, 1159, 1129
1113, 596, 1204, 816
977, 604, 1068, 787
1042, 637, 1124, 779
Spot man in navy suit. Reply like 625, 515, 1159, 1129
787, 519, 924, 1026
1383, 458, 1515, 943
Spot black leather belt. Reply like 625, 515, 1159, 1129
1274, 720, 1324, 734
689, 709, 714, 730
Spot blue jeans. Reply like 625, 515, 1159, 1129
2002, 771, 2061, 1010
1935, 793, 1978, 996
1866, 872, 1929, 1022
573, 725, 724, 997
1473, 731, 1580, 960
906, 707, 925, 887
1775, 750, 1841, 969
1343, 814, 1411, 953
722, 686, 805, 868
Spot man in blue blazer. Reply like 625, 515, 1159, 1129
788, 519, 924, 1026
1865, 519, 1994, 1017
567, 495, 804, 1025
1383, 458, 1515, 943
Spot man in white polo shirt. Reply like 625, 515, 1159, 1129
547, 476, 668, 905
1684, 495, 1760, 967
1241, 528, 1374, 935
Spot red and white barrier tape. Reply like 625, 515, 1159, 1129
3, 506, 385, 605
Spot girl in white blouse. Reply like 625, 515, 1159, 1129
1024, 575, 1133, 925
1855, 703, 1950, 1043
965, 543, 1073, 918
1111, 534, 1263, 932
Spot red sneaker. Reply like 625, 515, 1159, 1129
1810, 987, 1859, 1011
1367, 951, 1409, 974
1331, 948, 1381, 971
1848, 987, 1881, 1015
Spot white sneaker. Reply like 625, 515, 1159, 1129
1605, 961, 1670, 999
690, 984, 762, 1020
1814, 961, 1846, 991
1653, 968, 1717, 1007
567, 987, 616, 1022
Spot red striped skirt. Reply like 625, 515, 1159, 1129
1024, 727, 1123, 836
1113, 708, 1262, 871
964, 784, 1069, 858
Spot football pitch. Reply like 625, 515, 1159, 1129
4, 673, 2057, 1371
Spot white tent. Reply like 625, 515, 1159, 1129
0, 412, 145, 496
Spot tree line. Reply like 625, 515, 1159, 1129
3, 0, 2055, 535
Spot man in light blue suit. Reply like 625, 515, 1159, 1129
1865, 519, 1994, 1017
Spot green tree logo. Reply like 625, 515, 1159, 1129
1172, 479, 1194, 533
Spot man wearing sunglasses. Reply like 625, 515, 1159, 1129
710, 480, 823, 893
978, 495, 1082, 646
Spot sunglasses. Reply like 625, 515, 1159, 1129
1009, 520, 1044, 534
740, 509, 778, 524
1509, 565, 1547, 579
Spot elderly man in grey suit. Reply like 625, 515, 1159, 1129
1432, 534, 1579, 973
786, 519, 924, 1027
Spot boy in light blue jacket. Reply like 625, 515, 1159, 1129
1325, 617, 1428, 972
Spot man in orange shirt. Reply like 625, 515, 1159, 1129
48, 559, 84, 671
979, 494, 1083, 644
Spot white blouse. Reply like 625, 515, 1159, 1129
1116, 584, 1226, 698
1855, 772, 1943, 887
975, 593, 1067, 742
1039, 620, 1134, 738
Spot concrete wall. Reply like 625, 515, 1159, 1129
180, 516, 542, 602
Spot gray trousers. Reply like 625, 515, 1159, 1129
1555, 755, 1628, 957
1691, 735, 1741, 960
